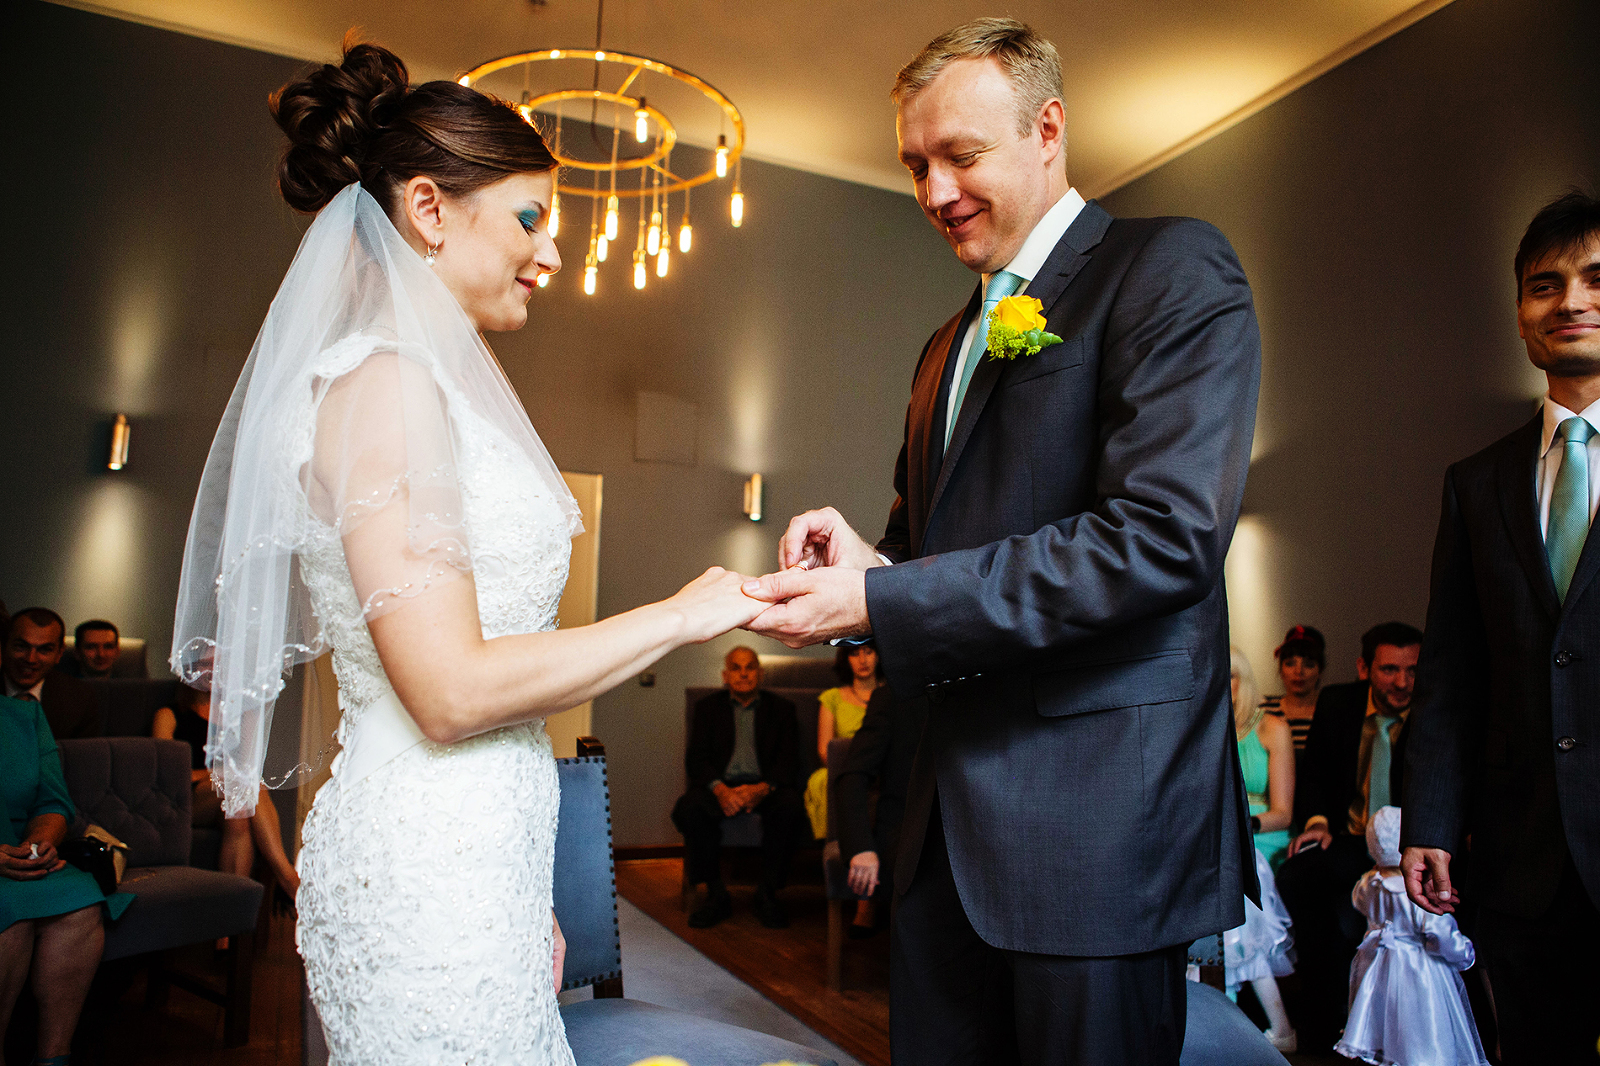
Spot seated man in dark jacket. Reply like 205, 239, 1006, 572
672, 646, 805, 929
834, 685, 925, 936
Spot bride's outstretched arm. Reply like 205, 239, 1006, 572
355, 510, 763, 744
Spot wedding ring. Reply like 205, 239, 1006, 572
29, 843, 39, 860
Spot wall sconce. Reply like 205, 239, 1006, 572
107, 414, 131, 471
742, 474, 764, 523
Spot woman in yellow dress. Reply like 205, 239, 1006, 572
805, 641, 883, 840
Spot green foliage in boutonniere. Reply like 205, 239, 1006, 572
986, 294, 1063, 360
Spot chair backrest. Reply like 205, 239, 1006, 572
684, 686, 827, 785
55, 737, 193, 867
756, 654, 837, 689
554, 753, 624, 991
84, 678, 182, 737
824, 736, 854, 842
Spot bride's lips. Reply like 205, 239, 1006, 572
515, 277, 536, 295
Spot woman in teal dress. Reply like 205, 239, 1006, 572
1, 694, 132, 1065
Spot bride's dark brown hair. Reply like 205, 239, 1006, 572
270, 36, 557, 215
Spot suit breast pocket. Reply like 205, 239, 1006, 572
1034, 648, 1194, 718
1003, 336, 1087, 387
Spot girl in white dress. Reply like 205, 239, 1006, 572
170, 41, 765, 1065
1335, 806, 1488, 1066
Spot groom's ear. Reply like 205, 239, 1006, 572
401, 176, 447, 246
1036, 98, 1066, 169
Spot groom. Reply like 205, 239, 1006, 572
745, 18, 1261, 1064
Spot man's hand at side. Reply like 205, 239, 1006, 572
1402, 845, 1457, 914
776, 507, 883, 572
742, 567, 872, 648
848, 851, 880, 898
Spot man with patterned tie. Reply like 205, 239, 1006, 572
743, 17, 1262, 1064
1403, 191, 1600, 1065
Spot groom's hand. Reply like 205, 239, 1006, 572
777, 507, 882, 572
741, 567, 871, 647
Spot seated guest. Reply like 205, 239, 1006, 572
1276, 621, 1422, 1047
1262, 624, 1324, 752
63, 621, 120, 680
835, 683, 924, 938
2, 694, 133, 1065
803, 640, 884, 840
2, 609, 99, 740
672, 646, 805, 930
154, 683, 299, 906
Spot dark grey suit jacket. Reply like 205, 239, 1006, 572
864, 201, 1262, 956
1403, 415, 1600, 918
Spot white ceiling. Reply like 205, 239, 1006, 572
55, 0, 1454, 197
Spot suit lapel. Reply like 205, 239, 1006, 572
908, 309, 971, 556
1496, 416, 1561, 619
926, 201, 1112, 525
1562, 490, 1600, 610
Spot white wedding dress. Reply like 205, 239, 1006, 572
294, 336, 578, 1065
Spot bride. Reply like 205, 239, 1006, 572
170, 40, 764, 1065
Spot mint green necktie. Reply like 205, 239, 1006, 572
1548, 416, 1596, 602
1368, 713, 1397, 817
946, 270, 1026, 451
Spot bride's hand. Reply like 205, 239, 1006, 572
668, 567, 767, 644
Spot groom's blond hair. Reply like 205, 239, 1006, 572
892, 18, 1065, 143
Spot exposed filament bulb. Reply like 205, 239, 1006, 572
647, 209, 662, 255
678, 217, 693, 253
633, 251, 647, 290
604, 195, 620, 240
548, 194, 560, 239
656, 245, 669, 278
634, 98, 649, 143
715, 135, 729, 178
596, 234, 609, 262
730, 191, 744, 228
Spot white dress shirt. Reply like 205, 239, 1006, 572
945, 187, 1087, 435
1537, 395, 1600, 539
4, 677, 45, 701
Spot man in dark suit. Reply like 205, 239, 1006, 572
2, 607, 100, 740
671, 645, 805, 930
743, 18, 1260, 1063
835, 685, 925, 916
1403, 192, 1600, 1064
1276, 622, 1421, 1045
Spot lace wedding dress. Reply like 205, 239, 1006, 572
294, 337, 578, 1066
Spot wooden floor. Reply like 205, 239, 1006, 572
69, 910, 304, 1066
616, 857, 890, 1066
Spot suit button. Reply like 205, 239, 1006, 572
1557, 736, 1578, 752
1555, 651, 1573, 667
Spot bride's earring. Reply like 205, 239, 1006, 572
424, 242, 440, 266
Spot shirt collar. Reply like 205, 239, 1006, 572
4, 676, 44, 700
1540, 394, 1600, 457
730, 689, 760, 709
983, 187, 1086, 292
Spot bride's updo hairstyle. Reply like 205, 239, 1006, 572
270, 38, 557, 216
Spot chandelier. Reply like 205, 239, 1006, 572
460, 15, 746, 296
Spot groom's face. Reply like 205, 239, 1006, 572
897, 57, 1059, 274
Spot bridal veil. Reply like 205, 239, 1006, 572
171, 182, 580, 816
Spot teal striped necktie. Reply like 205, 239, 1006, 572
1548, 415, 1595, 602
946, 270, 1025, 451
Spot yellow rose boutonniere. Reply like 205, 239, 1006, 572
986, 294, 1062, 360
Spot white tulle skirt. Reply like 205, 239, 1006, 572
1224, 846, 1295, 991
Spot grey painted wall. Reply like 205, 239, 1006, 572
2, 0, 969, 846
1102, 0, 1600, 694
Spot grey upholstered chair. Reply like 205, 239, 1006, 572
56, 737, 265, 1047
